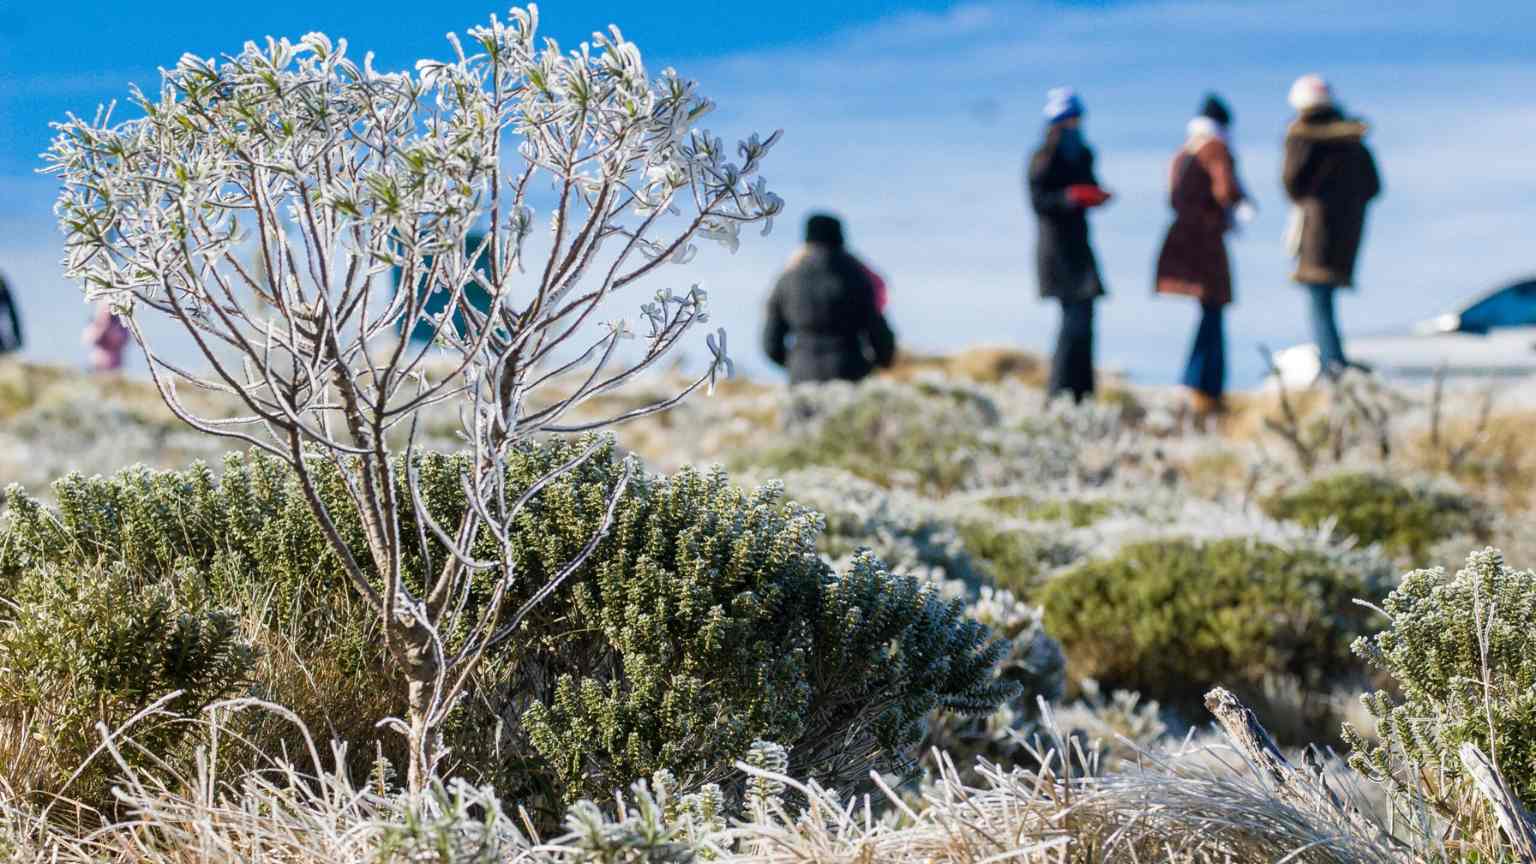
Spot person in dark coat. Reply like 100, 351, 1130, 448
1155, 94, 1251, 417
763, 214, 896, 385
0, 273, 23, 354
1282, 74, 1381, 378
1027, 87, 1112, 403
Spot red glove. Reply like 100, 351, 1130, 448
1065, 184, 1112, 208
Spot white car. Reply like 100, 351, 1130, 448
1271, 277, 1536, 387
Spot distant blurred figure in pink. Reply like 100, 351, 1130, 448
83, 301, 130, 372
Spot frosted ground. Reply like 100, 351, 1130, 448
3, 348, 1536, 860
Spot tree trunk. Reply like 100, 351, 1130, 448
401, 625, 442, 793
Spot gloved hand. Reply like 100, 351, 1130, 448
1226, 199, 1258, 236
1065, 184, 1112, 208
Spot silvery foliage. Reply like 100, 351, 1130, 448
42, 5, 781, 791
774, 378, 1084, 491
1073, 494, 1399, 592
743, 466, 1070, 779
762, 466, 990, 586
951, 584, 1067, 715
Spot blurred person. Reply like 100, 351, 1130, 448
0, 273, 23, 354
83, 300, 129, 372
1155, 93, 1253, 421
1028, 87, 1111, 403
1282, 74, 1381, 379
763, 213, 896, 384
858, 257, 889, 312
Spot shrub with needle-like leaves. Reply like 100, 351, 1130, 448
1345, 548, 1536, 833
0, 440, 1024, 824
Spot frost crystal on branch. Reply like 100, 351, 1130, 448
42, 4, 781, 792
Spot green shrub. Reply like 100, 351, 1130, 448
1344, 548, 1536, 819
1040, 538, 1383, 718
486, 458, 826, 807
0, 562, 253, 807
747, 386, 999, 495
952, 518, 1060, 597
922, 587, 1067, 777
980, 494, 1114, 528
1262, 472, 1490, 565
0, 442, 1022, 823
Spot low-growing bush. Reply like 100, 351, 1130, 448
923, 587, 1067, 776
0, 442, 1025, 824
741, 380, 1077, 495
952, 518, 1064, 597
748, 383, 1002, 495
1040, 538, 1385, 723
765, 468, 1078, 595
0, 562, 253, 808
1344, 548, 1536, 822
979, 494, 1115, 528
772, 468, 990, 587
1262, 472, 1490, 565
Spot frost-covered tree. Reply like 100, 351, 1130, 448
43, 5, 781, 790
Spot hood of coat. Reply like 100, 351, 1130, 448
1288, 108, 1369, 142
1184, 116, 1228, 152
784, 243, 832, 271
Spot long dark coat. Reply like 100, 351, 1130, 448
1155, 137, 1243, 306
1283, 107, 1382, 287
1027, 128, 1106, 303
0, 275, 22, 353
763, 246, 896, 385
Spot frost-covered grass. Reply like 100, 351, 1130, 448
0, 699, 1505, 864
3, 352, 1534, 861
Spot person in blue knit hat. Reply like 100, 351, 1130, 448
1027, 87, 1112, 403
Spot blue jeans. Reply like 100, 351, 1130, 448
1049, 298, 1095, 403
1306, 283, 1347, 376
1181, 303, 1225, 399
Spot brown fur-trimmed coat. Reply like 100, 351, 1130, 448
1155, 136, 1243, 306
1282, 107, 1382, 287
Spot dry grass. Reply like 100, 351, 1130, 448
883, 345, 1051, 388
1221, 386, 1333, 446
3, 693, 1517, 864
1405, 409, 1536, 511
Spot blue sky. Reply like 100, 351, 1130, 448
3, 0, 1535, 385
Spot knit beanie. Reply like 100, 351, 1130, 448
1288, 74, 1332, 112
1199, 93, 1231, 127
1042, 87, 1084, 124
804, 213, 844, 249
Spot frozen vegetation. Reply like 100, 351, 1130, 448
5, 351, 1536, 861
4, 4, 1536, 861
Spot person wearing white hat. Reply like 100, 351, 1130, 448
1282, 74, 1381, 379
1027, 86, 1113, 403
1155, 92, 1252, 423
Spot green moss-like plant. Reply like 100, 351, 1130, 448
1040, 538, 1383, 718
744, 386, 1000, 495
1262, 472, 1490, 565
979, 494, 1114, 528
953, 518, 1056, 597
0, 442, 1021, 823
1344, 548, 1536, 821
